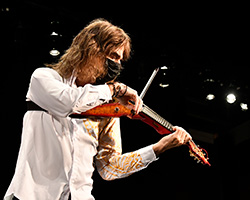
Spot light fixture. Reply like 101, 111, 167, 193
159, 66, 170, 88
206, 94, 215, 100
49, 49, 60, 56
204, 78, 215, 83
161, 66, 168, 70
240, 103, 248, 111
226, 93, 236, 104
159, 83, 170, 88
201, 73, 219, 102
51, 31, 59, 36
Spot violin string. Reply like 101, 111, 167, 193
142, 104, 174, 131
141, 106, 209, 165
145, 106, 170, 128
142, 105, 209, 164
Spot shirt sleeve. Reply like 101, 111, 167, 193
95, 118, 157, 181
26, 68, 112, 117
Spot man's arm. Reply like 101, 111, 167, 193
153, 126, 192, 156
27, 68, 112, 117
95, 118, 157, 181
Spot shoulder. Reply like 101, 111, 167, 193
32, 67, 62, 80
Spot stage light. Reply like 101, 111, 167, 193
161, 66, 168, 70
240, 103, 248, 111
51, 31, 58, 36
159, 83, 169, 88
206, 94, 215, 100
49, 49, 60, 56
159, 66, 170, 88
1, 7, 9, 12
204, 78, 215, 83
226, 93, 236, 104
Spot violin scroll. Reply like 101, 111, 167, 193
188, 140, 211, 166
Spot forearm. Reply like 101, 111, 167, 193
153, 126, 192, 156
96, 145, 157, 181
107, 82, 127, 98
27, 68, 112, 117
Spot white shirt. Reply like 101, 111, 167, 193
4, 68, 157, 200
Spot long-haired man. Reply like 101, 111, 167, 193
5, 19, 191, 200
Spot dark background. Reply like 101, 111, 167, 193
1, 1, 250, 199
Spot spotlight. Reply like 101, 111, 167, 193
226, 93, 236, 104
49, 49, 60, 56
51, 31, 59, 36
206, 94, 215, 100
240, 103, 248, 111
159, 83, 170, 88
159, 66, 170, 88
161, 66, 168, 70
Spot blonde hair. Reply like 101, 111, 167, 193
47, 18, 131, 80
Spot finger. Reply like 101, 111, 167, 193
130, 91, 139, 114
134, 96, 143, 114
180, 129, 192, 144
179, 133, 186, 145
185, 133, 192, 144
173, 126, 190, 144
127, 99, 138, 114
138, 98, 143, 112
134, 96, 140, 114
173, 126, 186, 134
126, 101, 135, 111
172, 126, 177, 132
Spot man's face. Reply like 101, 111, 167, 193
94, 45, 125, 85
107, 46, 124, 64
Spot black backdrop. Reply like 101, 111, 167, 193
2, 1, 250, 199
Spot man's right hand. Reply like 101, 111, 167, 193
108, 82, 143, 114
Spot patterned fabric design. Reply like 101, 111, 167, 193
82, 118, 102, 140
82, 118, 145, 180
96, 151, 144, 180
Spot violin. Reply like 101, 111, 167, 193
70, 101, 211, 166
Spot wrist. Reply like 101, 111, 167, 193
152, 142, 163, 157
116, 83, 127, 98
107, 82, 127, 98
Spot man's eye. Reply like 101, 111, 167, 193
110, 53, 120, 60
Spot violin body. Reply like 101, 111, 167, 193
70, 102, 211, 166
70, 103, 131, 118
70, 103, 172, 134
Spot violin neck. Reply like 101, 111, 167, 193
140, 104, 174, 133
70, 102, 174, 134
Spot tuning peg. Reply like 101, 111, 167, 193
189, 151, 195, 157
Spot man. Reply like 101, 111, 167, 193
4, 18, 191, 200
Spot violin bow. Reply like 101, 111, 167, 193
138, 67, 211, 166
139, 67, 160, 99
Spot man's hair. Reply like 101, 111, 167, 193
47, 18, 131, 80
